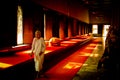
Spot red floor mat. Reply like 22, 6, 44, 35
37, 39, 99, 80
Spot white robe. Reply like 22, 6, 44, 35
31, 37, 46, 72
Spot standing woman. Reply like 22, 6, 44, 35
30, 30, 46, 78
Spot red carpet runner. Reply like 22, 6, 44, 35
37, 38, 100, 80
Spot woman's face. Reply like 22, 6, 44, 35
35, 31, 41, 39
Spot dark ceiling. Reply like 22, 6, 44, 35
79, 0, 112, 10
76, 0, 114, 23
78, 0, 113, 14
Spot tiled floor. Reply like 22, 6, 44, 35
72, 37, 106, 80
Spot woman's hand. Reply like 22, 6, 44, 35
29, 52, 33, 57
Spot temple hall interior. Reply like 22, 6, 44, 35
0, 0, 120, 80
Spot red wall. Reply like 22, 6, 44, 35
33, 0, 89, 23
